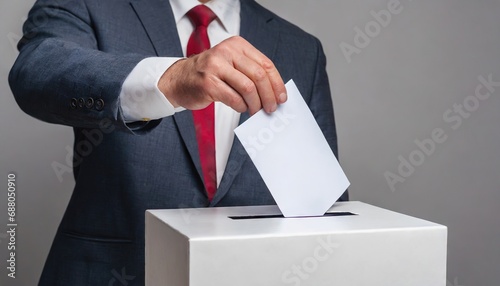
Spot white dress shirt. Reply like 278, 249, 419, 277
119, 0, 241, 187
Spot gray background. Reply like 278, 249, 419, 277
1, 0, 499, 285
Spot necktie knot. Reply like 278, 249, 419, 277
187, 5, 216, 28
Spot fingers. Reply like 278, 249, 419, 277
237, 39, 287, 106
165, 58, 248, 113
231, 56, 275, 114
158, 36, 287, 115
206, 74, 248, 113
264, 60, 288, 104
213, 36, 287, 114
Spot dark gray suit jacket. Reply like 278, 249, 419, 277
9, 0, 347, 284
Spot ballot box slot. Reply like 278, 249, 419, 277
228, 212, 357, 220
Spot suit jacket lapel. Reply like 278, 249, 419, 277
239, 0, 280, 58
130, 0, 205, 184
129, 0, 182, 57
211, 0, 280, 205
210, 112, 249, 205
173, 111, 204, 182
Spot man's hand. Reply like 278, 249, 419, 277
157, 36, 287, 115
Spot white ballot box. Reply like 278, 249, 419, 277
145, 201, 447, 286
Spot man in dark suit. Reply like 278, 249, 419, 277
9, 0, 347, 284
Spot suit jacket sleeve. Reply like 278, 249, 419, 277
8, 0, 157, 133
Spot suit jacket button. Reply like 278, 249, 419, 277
77, 98, 85, 109
95, 99, 104, 111
85, 97, 94, 109
70, 98, 78, 109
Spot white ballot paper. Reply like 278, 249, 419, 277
234, 80, 350, 217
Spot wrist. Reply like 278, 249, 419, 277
158, 58, 187, 108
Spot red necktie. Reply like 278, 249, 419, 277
186, 5, 217, 201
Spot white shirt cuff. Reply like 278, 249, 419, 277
120, 57, 185, 122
